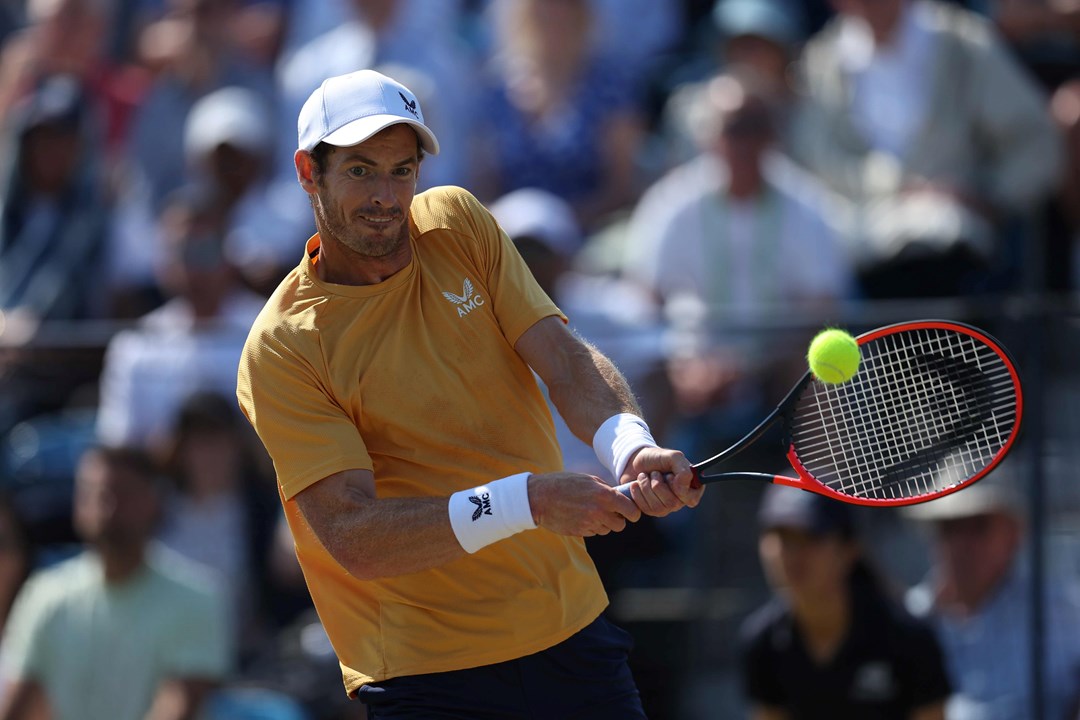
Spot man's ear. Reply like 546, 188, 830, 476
295, 149, 317, 195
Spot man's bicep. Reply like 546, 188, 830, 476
238, 340, 371, 497
514, 315, 586, 387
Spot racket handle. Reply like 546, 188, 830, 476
615, 470, 702, 498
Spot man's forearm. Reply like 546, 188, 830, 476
545, 340, 642, 446
298, 486, 467, 580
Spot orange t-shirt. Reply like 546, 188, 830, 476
236, 186, 607, 695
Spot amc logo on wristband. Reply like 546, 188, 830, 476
449, 474, 535, 554
468, 493, 493, 521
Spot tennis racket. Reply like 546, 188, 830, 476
619, 320, 1023, 507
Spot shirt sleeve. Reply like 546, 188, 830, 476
0, 577, 53, 682
458, 190, 566, 345
237, 327, 372, 500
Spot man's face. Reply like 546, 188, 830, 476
303, 124, 420, 261
725, 35, 789, 90
759, 526, 856, 601
715, 97, 774, 176
208, 143, 263, 198
73, 452, 158, 550
157, 205, 229, 303
934, 511, 1020, 605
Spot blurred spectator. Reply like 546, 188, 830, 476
711, 0, 804, 105
183, 86, 286, 295
155, 391, 279, 663
623, 69, 852, 457
586, 0, 686, 84
1049, 78, 1080, 293
120, 0, 274, 218
96, 184, 265, 450
740, 484, 951, 718
276, 0, 468, 65
0, 74, 110, 326
904, 461, 1080, 720
0, 0, 146, 153
112, 85, 285, 303
127, 0, 292, 70
0, 444, 230, 720
660, 0, 806, 166
790, 0, 1062, 299
474, 0, 649, 230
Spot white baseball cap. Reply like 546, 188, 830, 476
297, 69, 440, 155
185, 86, 272, 161
489, 188, 582, 258
902, 458, 1025, 522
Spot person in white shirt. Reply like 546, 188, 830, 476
623, 68, 854, 458
790, 0, 1061, 298
96, 184, 266, 451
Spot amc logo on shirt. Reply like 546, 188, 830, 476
442, 277, 486, 317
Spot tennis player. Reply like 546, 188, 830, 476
236, 69, 704, 718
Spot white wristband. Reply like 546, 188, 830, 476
448, 473, 537, 554
592, 413, 657, 484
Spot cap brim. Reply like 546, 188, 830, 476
319, 115, 440, 156
902, 486, 1017, 522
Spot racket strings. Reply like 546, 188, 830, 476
789, 328, 1018, 501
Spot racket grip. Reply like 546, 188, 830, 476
615, 470, 701, 497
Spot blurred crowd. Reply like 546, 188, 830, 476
0, 0, 1077, 718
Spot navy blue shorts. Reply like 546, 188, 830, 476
356, 614, 647, 719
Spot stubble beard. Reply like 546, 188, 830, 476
313, 186, 408, 260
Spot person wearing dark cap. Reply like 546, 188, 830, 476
236, 68, 703, 717
738, 485, 951, 719
659, 0, 807, 165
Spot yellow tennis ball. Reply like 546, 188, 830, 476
808, 328, 860, 384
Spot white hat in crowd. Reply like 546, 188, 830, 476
185, 86, 273, 162
489, 188, 582, 259
297, 69, 440, 156
903, 458, 1026, 523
